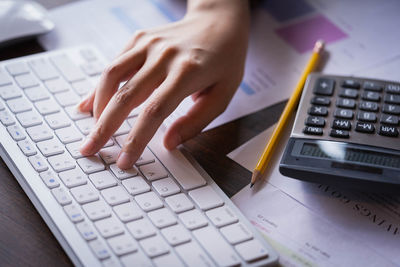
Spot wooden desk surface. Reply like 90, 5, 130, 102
0, 3, 285, 265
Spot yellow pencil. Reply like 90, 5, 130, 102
250, 40, 325, 187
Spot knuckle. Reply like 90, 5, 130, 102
143, 98, 166, 120
132, 30, 146, 42
158, 44, 178, 59
114, 85, 133, 105
103, 63, 120, 78
180, 49, 205, 72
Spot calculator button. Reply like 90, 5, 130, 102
313, 78, 335, 96
380, 114, 399, 125
382, 104, 400, 115
334, 109, 354, 119
378, 125, 399, 137
332, 119, 351, 130
362, 91, 380, 102
329, 129, 349, 138
339, 88, 358, 99
363, 81, 383, 92
303, 126, 323, 135
342, 79, 360, 89
359, 101, 379, 112
308, 106, 328, 116
384, 94, 400, 104
311, 96, 330, 106
355, 122, 375, 133
305, 116, 325, 127
385, 84, 400, 94
336, 98, 356, 109
357, 111, 377, 122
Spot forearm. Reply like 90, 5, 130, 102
187, 0, 250, 23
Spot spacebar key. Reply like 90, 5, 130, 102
193, 226, 241, 267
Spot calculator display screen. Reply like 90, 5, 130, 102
300, 143, 400, 169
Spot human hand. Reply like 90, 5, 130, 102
78, 0, 250, 169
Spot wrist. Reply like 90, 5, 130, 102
187, 0, 250, 21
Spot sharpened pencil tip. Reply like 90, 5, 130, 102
250, 183, 254, 188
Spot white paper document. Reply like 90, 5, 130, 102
39, 0, 400, 130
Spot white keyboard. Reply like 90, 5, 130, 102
0, 46, 278, 267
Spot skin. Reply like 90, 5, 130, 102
78, 0, 251, 169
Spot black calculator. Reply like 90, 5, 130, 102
279, 74, 400, 192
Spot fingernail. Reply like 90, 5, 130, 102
118, 151, 134, 169
80, 137, 96, 155
168, 134, 181, 149
77, 98, 89, 111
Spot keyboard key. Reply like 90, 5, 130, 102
7, 97, 32, 113
48, 153, 76, 172
88, 239, 111, 260
140, 161, 168, 181
165, 193, 194, 213
113, 202, 142, 222
362, 91, 380, 101
311, 96, 330, 106
206, 206, 238, 228
82, 199, 112, 221
122, 176, 150, 195
193, 226, 241, 267
303, 126, 323, 135
357, 111, 377, 122
14, 73, 39, 88
220, 223, 253, 245
152, 177, 180, 197
55, 126, 83, 144
39, 170, 60, 188
336, 98, 356, 109
113, 121, 131, 136
71, 79, 93, 96
5, 62, 29, 76
384, 94, 400, 104
44, 78, 70, 93
76, 221, 97, 241
66, 141, 84, 159
342, 79, 360, 89
102, 186, 130, 206
0, 68, 12, 86
330, 129, 349, 138
378, 125, 399, 137
28, 154, 48, 172
305, 116, 325, 127
175, 241, 214, 267
51, 187, 72, 205
63, 203, 84, 223
120, 253, 153, 267
76, 117, 96, 135
59, 168, 88, 188
94, 216, 125, 238
339, 88, 358, 99
383, 104, 400, 115
189, 186, 224, 211
179, 209, 208, 230
148, 208, 177, 228
126, 218, 156, 240
0, 110, 16, 126
70, 183, 99, 204
153, 253, 184, 267
363, 81, 383, 92
235, 239, 269, 262
24, 85, 50, 102
37, 138, 65, 157
81, 61, 104, 77
29, 58, 59, 81
89, 170, 117, 190
7, 125, 26, 141
107, 234, 138, 256
334, 108, 354, 119
51, 54, 86, 82
359, 101, 378, 112
26, 124, 53, 142
380, 114, 399, 125
135, 192, 163, 212
45, 112, 71, 129
161, 224, 191, 246
332, 119, 351, 130
0, 84, 22, 100
17, 139, 37, 156
355, 122, 375, 133
135, 147, 155, 166
110, 163, 138, 180
308, 106, 328, 116
386, 84, 400, 94
77, 156, 105, 174
54, 91, 80, 107
139, 235, 169, 258
16, 110, 42, 127
313, 78, 335, 96
99, 145, 120, 164
64, 106, 91, 121
35, 99, 60, 115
